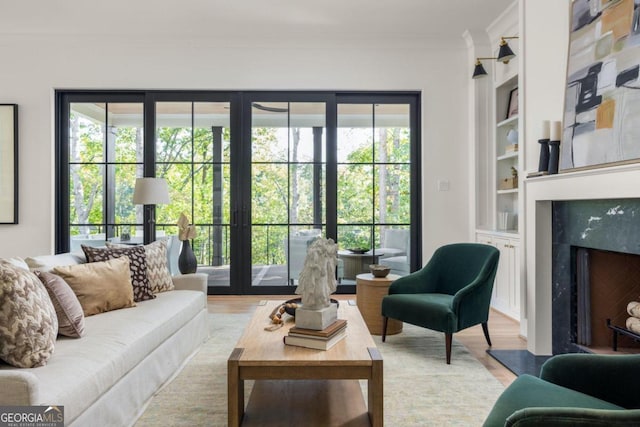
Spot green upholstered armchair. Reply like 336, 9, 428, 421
380, 242, 500, 364
483, 354, 640, 426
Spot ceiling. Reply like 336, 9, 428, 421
1, 0, 513, 44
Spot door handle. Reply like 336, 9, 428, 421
242, 207, 249, 227
232, 210, 238, 228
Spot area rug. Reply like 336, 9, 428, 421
135, 312, 505, 427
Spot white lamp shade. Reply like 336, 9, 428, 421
133, 178, 170, 205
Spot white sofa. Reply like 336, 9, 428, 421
0, 252, 209, 427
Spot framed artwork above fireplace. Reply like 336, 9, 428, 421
561, 0, 640, 172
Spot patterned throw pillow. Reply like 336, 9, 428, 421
0, 260, 58, 368
82, 245, 155, 302
107, 240, 174, 293
35, 271, 86, 338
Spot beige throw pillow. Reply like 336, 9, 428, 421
52, 257, 136, 317
82, 245, 155, 302
0, 260, 58, 368
35, 271, 86, 338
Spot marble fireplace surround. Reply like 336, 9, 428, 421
551, 199, 640, 354
524, 163, 640, 355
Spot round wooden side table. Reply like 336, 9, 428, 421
356, 273, 403, 336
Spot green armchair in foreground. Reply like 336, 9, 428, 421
483, 353, 640, 426
381, 243, 500, 364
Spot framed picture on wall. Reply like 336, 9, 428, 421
561, 0, 640, 172
0, 104, 18, 224
507, 87, 518, 119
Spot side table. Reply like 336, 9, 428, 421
356, 273, 403, 336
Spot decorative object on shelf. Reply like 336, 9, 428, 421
538, 139, 550, 172
538, 120, 551, 172
369, 264, 391, 278
499, 167, 519, 190
506, 87, 518, 119
561, 0, 640, 171
0, 104, 18, 224
133, 177, 170, 243
497, 211, 511, 231
548, 140, 561, 175
507, 129, 518, 145
177, 212, 198, 274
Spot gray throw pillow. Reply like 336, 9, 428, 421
35, 270, 86, 338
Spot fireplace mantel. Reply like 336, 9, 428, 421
524, 163, 640, 355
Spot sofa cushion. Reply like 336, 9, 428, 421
25, 252, 86, 272
382, 293, 455, 332
0, 257, 29, 270
82, 245, 155, 302
483, 374, 625, 427
35, 271, 85, 338
0, 261, 58, 368
107, 240, 173, 294
12, 290, 206, 423
52, 257, 136, 317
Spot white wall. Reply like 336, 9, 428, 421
0, 34, 471, 260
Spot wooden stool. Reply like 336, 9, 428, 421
356, 273, 403, 336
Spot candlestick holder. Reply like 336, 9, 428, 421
548, 140, 560, 174
537, 138, 550, 172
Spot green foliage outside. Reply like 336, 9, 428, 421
68, 105, 411, 272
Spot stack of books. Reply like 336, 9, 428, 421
284, 319, 347, 350
505, 143, 519, 153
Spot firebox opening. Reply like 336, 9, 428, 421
573, 247, 640, 354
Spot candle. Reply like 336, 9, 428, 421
540, 120, 550, 140
550, 121, 562, 141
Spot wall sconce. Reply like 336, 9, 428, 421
472, 36, 520, 79
497, 36, 519, 64
472, 57, 497, 79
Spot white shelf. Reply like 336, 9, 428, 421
497, 115, 518, 128
497, 189, 518, 194
497, 151, 518, 161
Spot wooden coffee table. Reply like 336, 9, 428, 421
228, 300, 383, 427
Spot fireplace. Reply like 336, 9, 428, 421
552, 199, 640, 354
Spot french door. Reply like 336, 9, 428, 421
56, 91, 420, 295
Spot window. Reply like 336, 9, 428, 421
56, 91, 420, 294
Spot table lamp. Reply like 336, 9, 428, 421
133, 177, 170, 244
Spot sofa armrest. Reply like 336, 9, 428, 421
540, 354, 640, 409
172, 273, 207, 293
0, 371, 39, 405
506, 407, 640, 426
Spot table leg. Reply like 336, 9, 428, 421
228, 348, 244, 427
368, 347, 384, 427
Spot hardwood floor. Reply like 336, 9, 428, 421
208, 294, 525, 387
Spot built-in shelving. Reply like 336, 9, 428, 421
472, 0, 521, 321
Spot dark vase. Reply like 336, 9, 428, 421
178, 240, 197, 274
548, 140, 561, 175
538, 139, 550, 172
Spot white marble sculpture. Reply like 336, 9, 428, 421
295, 237, 338, 310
